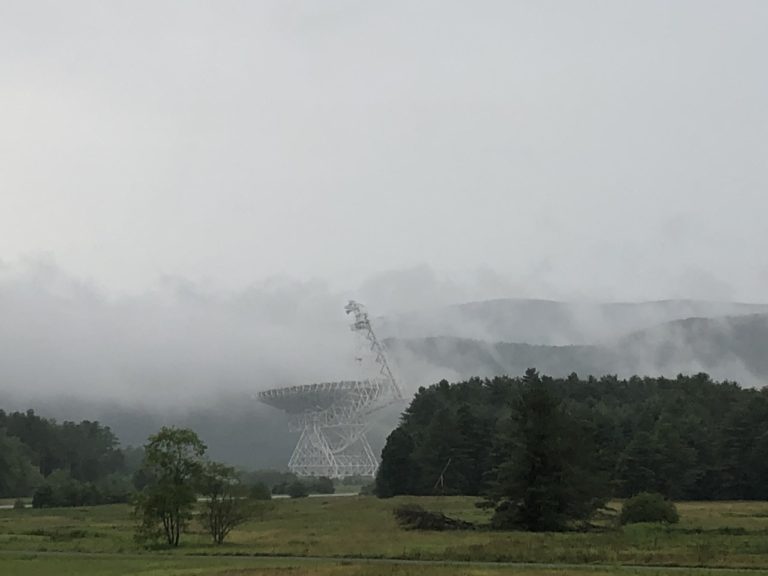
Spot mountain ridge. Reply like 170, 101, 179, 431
378, 298, 768, 346
387, 312, 768, 387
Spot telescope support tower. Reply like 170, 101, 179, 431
258, 302, 402, 479
288, 422, 378, 478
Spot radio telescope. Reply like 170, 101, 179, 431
258, 301, 403, 478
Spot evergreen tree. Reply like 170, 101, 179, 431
416, 407, 462, 494
616, 431, 661, 497
453, 403, 489, 495
375, 427, 417, 498
490, 369, 607, 531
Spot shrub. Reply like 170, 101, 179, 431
341, 475, 371, 486
31, 470, 133, 508
96, 473, 135, 504
307, 476, 334, 494
241, 470, 298, 493
359, 482, 375, 496
287, 480, 309, 499
620, 492, 679, 525
248, 481, 272, 500
32, 485, 55, 508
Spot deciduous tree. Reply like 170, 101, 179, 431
199, 462, 251, 544
134, 427, 206, 547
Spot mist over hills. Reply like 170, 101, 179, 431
618, 313, 768, 384
378, 298, 768, 345
127, 301, 768, 468
3, 279, 768, 469
387, 312, 768, 387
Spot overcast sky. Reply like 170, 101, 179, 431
2, 1, 767, 302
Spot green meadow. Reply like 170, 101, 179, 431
3, 497, 768, 575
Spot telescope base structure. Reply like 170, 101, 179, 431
258, 302, 400, 478
259, 380, 386, 478
288, 423, 377, 478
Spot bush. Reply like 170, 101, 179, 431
359, 482, 375, 496
273, 477, 333, 497
287, 480, 309, 499
306, 476, 334, 494
31, 470, 133, 508
32, 484, 55, 508
96, 473, 135, 504
620, 492, 679, 525
248, 481, 272, 500
242, 470, 298, 493
341, 475, 372, 486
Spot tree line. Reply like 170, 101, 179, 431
0, 409, 139, 504
0, 409, 339, 507
376, 371, 768, 528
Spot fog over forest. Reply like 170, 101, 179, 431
2, 259, 767, 468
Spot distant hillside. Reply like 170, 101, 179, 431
616, 313, 768, 384
378, 299, 768, 345
387, 313, 768, 387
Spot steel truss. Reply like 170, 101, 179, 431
288, 421, 378, 478
258, 302, 402, 479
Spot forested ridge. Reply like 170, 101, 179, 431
386, 313, 768, 386
376, 372, 768, 502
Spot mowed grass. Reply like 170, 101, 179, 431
4, 554, 768, 576
2, 497, 768, 573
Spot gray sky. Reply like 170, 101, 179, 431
2, 1, 767, 302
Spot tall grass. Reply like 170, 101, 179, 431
3, 498, 768, 570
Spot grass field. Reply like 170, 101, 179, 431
2, 497, 768, 575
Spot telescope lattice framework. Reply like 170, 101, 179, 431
257, 301, 403, 478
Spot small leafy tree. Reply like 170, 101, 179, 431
134, 427, 206, 547
200, 462, 252, 544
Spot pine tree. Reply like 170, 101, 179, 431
490, 369, 606, 531
417, 407, 462, 494
375, 428, 417, 498
453, 403, 489, 495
